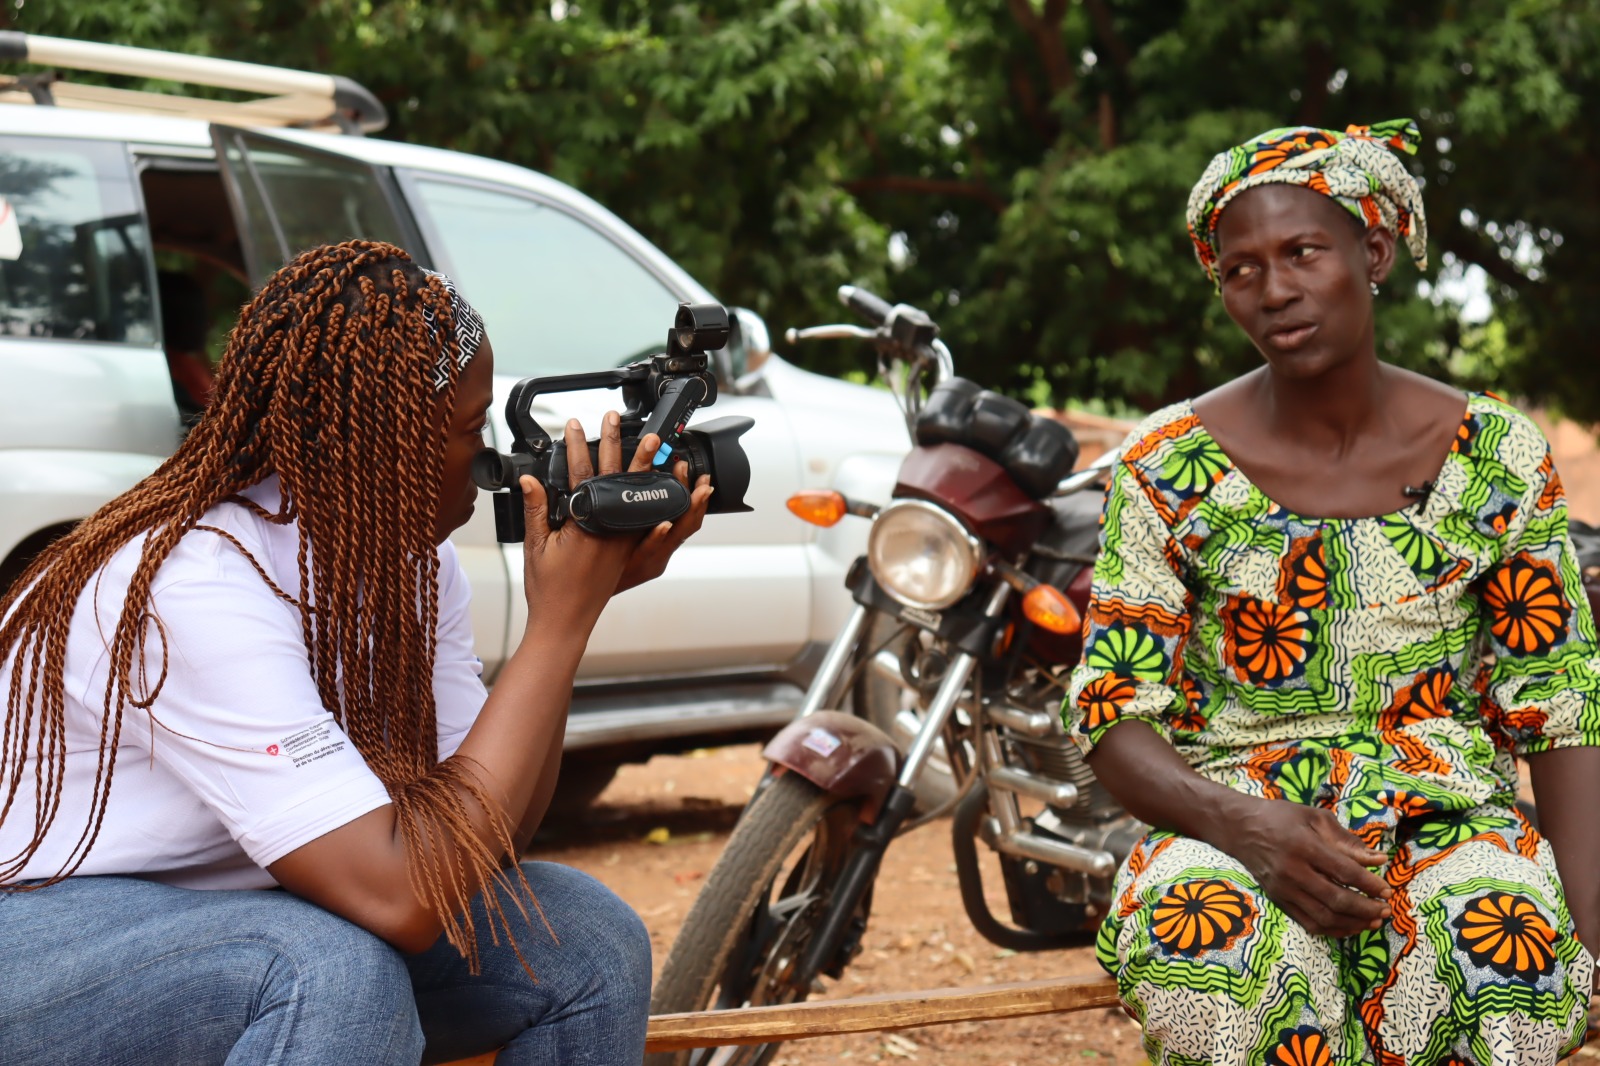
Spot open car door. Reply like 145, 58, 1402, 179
209, 125, 511, 677
210, 124, 426, 285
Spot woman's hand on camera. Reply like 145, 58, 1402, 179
517, 412, 644, 631
1213, 796, 1392, 939
559, 412, 712, 595
615, 459, 711, 594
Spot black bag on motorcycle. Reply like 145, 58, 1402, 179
914, 378, 1080, 498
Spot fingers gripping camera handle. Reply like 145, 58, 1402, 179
638, 375, 709, 468
504, 369, 637, 453
490, 471, 689, 542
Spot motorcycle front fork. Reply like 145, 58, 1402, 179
790, 585, 1011, 986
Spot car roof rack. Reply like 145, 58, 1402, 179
0, 31, 387, 134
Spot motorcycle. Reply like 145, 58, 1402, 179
647, 286, 1140, 1066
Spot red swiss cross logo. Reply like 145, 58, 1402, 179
267, 744, 280, 756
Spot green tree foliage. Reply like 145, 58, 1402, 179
13, 0, 1600, 416
863, 0, 1600, 414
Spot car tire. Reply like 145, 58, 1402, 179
549, 757, 622, 815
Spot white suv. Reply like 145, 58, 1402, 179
0, 35, 910, 797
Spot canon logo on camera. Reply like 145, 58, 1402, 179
622, 487, 672, 503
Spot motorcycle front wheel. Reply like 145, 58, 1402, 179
648, 771, 869, 1066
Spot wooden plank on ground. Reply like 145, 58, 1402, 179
642, 974, 1121, 1053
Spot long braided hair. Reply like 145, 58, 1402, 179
0, 240, 525, 964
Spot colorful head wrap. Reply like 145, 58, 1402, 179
1185, 119, 1428, 289
420, 267, 486, 390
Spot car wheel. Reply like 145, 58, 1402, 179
549, 757, 622, 815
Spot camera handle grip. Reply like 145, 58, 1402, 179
503, 366, 647, 454
638, 376, 709, 468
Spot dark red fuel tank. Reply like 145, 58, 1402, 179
893, 443, 1050, 556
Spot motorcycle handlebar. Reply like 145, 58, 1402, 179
1053, 448, 1120, 496
837, 284, 893, 326
784, 323, 877, 344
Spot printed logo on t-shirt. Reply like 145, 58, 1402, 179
275, 722, 347, 769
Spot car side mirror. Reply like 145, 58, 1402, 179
722, 306, 772, 383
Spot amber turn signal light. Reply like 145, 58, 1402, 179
1023, 583, 1081, 634
786, 490, 848, 527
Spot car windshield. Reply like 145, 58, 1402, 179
0, 136, 155, 344
408, 177, 684, 376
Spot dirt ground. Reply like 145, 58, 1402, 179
533, 743, 1148, 1066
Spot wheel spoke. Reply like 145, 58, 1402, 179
767, 891, 815, 922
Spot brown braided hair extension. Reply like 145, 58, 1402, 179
0, 240, 535, 970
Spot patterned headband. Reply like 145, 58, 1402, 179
420, 267, 486, 390
1185, 119, 1429, 290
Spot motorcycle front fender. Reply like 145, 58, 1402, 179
762, 709, 899, 822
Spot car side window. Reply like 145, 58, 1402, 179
0, 137, 155, 344
406, 177, 680, 377
212, 128, 412, 286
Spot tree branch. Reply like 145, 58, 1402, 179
1097, 92, 1117, 150
1006, 0, 1076, 97
1438, 227, 1534, 291
841, 175, 1008, 214
1010, 63, 1053, 141
861, 126, 886, 171
1296, 42, 1333, 128
1081, 0, 1132, 77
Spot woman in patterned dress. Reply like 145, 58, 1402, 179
1066, 120, 1600, 1065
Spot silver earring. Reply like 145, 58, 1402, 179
1370, 281, 1380, 296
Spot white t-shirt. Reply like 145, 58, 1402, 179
0, 478, 488, 890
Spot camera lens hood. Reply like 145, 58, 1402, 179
683, 415, 754, 515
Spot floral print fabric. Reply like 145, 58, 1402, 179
1064, 392, 1600, 1063
1103, 813, 1590, 1064
1066, 391, 1600, 819
1185, 119, 1429, 290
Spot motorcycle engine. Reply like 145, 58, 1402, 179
1000, 673, 1145, 919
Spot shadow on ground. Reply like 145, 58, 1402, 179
533, 793, 746, 847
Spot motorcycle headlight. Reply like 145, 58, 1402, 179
866, 500, 982, 611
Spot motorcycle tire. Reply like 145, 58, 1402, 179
854, 611, 960, 812
648, 771, 869, 1066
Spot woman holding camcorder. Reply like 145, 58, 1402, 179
0, 240, 711, 1064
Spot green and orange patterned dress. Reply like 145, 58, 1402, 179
1064, 392, 1600, 1065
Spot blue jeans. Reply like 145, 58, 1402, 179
0, 861, 651, 1065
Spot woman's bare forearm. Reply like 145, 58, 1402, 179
1527, 745, 1600, 966
1085, 719, 1253, 846
268, 623, 592, 951
513, 697, 570, 855
450, 627, 589, 847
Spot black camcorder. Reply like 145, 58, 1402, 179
470, 302, 754, 542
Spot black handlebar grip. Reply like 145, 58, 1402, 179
838, 285, 893, 326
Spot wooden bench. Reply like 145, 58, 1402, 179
441, 974, 1121, 1063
